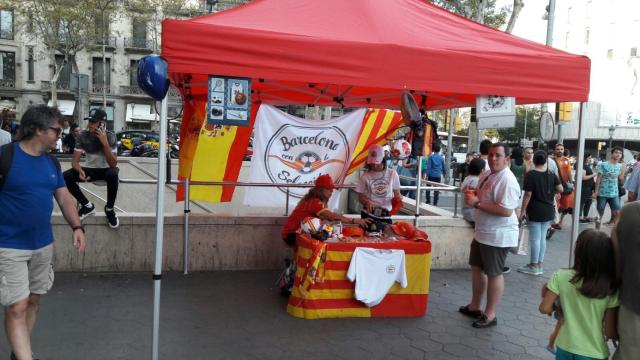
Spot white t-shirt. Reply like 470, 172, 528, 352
460, 175, 480, 222
346, 247, 407, 307
473, 167, 521, 247
356, 168, 400, 211
0, 129, 11, 146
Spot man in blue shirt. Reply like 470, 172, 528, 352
424, 143, 446, 205
625, 155, 640, 202
0, 105, 86, 360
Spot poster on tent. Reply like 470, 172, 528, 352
476, 95, 516, 129
207, 75, 251, 126
244, 105, 366, 208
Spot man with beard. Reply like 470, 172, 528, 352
63, 108, 120, 228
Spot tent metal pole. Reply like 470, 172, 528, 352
183, 178, 190, 275
447, 109, 455, 182
151, 96, 168, 360
569, 102, 586, 267
415, 155, 423, 226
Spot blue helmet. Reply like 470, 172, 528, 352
137, 55, 170, 101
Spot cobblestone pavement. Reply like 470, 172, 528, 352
0, 221, 609, 359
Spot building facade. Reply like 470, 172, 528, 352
0, 0, 249, 131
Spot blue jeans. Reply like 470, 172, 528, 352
596, 196, 621, 217
556, 347, 606, 360
528, 221, 551, 264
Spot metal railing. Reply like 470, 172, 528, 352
95, 36, 117, 48
0, 79, 15, 89
91, 85, 111, 94
114, 164, 460, 274
124, 37, 155, 51
40, 81, 71, 91
120, 85, 146, 96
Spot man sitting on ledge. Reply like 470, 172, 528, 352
63, 108, 120, 228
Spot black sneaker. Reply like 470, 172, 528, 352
78, 203, 95, 220
105, 206, 119, 229
11, 352, 40, 360
502, 266, 511, 274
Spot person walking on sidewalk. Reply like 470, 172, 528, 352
63, 108, 120, 228
424, 143, 446, 205
551, 144, 574, 231
518, 150, 563, 276
595, 147, 627, 226
460, 143, 521, 328
0, 105, 86, 360
577, 153, 597, 222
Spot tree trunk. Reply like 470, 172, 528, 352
50, 50, 59, 107
473, 0, 486, 24
505, 0, 524, 34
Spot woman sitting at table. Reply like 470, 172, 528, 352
281, 174, 370, 246
356, 144, 403, 231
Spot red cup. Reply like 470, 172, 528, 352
465, 188, 477, 197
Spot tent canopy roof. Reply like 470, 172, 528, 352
162, 0, 590, 109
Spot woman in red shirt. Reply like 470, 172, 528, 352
282, 174, 370, 246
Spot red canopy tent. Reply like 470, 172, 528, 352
152, 1, 592, 357
162, 0, 590, 109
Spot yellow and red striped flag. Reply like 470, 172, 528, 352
176, 100, 257, 202
346, 109, 404, 175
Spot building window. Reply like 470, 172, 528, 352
54, 55, 72, 86
607, 49, 614, 60
0, 51, 16, 80
584, 28, 590, 45
92, 57, 111, 87
130, 59, 139, 87
132, 18, 147, 48
631, 47, 638, 57
0, 10, 13, 40
27, 46, 34, 82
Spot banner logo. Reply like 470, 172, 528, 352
264, 125, 350, 197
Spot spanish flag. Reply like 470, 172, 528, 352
175, 100, 257, 202
346, 109, 404, 175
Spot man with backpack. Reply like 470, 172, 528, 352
0, 105, 86, 360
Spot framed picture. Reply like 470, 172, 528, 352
207, 75, 251, 126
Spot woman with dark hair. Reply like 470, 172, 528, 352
539, 229, 618, 358
518, 150, 563, 275
576, 153, 597, 223
281, 174, 370, 246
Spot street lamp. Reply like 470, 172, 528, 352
608, 125, 616, 158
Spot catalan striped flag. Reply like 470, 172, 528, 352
346, 109, 404, 175
176, 100, 257, 202
287, 234, 431, 319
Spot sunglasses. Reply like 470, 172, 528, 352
48, 127, 63, 136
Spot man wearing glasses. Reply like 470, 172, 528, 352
0, 105, 86, 360
63, 108, 120, 228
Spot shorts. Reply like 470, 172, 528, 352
0, 245, 54, 307
597, 196, 621, 212
556, 346, 606, 360
469, 240, 509, 277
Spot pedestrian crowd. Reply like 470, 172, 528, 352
456, 138, 640, 360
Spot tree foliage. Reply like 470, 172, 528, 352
429, 0, 510, 29
494, 106, 541, 144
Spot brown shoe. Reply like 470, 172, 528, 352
551, 224, 562, 230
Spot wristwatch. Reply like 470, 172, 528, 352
72, 225, 85, 233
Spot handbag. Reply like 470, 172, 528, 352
511, 218, 529, 256
561, 180, 574, 195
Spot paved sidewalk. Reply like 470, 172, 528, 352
0, 221, 608, 360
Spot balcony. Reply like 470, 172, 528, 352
40, 81, 71, 92
93, 36, 117, 50
91, 85, 111, 94
121, 85, 181, 99
124, 37, 155, 53
120, 85, 146, 96
0, 79, 15, 90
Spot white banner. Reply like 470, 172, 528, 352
244, 105, 366, 208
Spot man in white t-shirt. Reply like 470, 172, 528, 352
460, 143, 521, 328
